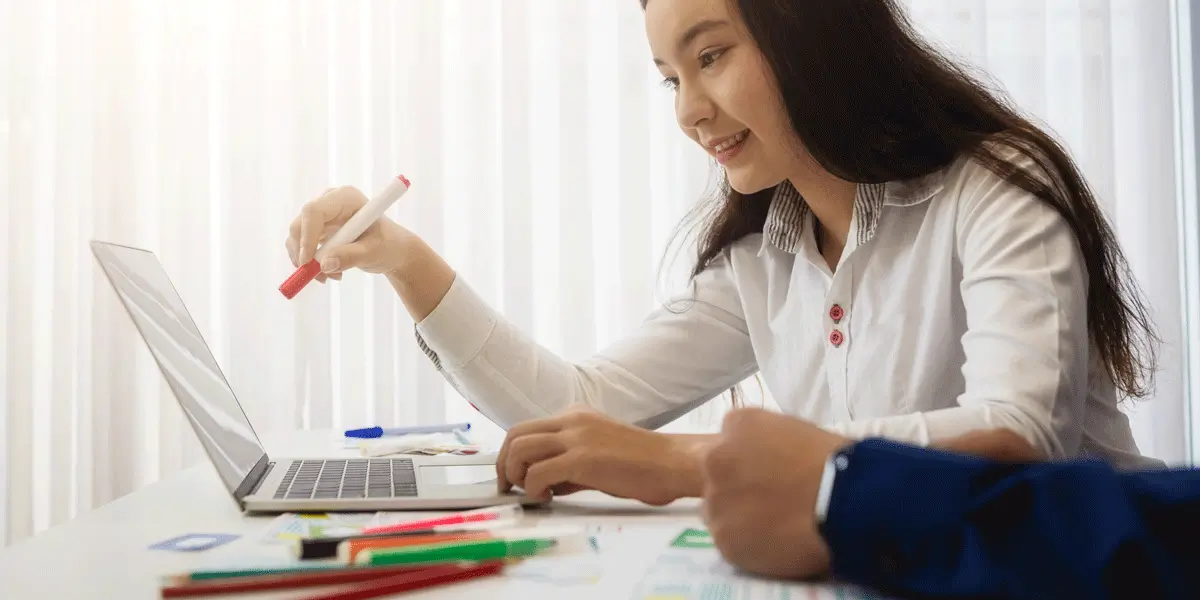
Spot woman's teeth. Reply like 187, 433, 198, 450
715, 131, 748, 152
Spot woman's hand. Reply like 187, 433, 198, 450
284, 185, 456, 320
285, 186, 420, 281
496, 406, 703, 506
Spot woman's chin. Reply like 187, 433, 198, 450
725, 169, 783, 196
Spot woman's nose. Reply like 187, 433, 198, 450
675, 82, 717, 129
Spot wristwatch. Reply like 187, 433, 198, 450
814, 444, 853, 526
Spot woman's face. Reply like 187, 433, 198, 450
645, 0, 803, 194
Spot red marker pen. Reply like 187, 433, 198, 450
280, 175, 411, 299
361, 504, 524, 536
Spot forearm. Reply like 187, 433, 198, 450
932, 428, 1045, 462
822, 439, 1200, 599
821, 439, 1060, 597
670, 433, 719, 451
826, 403, 1061, 461
391, 241, 753, 435
384, 237, 457, 322
666, 434, 719, 498
405, 277, 727, 430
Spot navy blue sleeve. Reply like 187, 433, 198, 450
819, 438, 1200, 600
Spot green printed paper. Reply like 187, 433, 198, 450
670, 528, 715, 549
630, 527, 895, 600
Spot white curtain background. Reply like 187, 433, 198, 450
0, 0, 1190, 546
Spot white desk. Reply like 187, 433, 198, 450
0, 430, 704, 598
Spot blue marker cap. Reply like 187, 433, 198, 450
345, 426, 385, 439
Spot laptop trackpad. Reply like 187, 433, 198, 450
418, 464, 501, 498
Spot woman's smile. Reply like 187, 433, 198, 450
704, 129, 750, 164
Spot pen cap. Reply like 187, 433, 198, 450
344, 426, 385, 438
279, 260, 322, 299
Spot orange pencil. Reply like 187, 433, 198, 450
337, 531, 493, 563
296, 521, 517, 560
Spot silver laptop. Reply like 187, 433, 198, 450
90, 240, 537, 512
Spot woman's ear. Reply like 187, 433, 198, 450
934, 428, 1046, 463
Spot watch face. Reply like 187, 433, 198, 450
834, 452, 850, 471
814, 454, 840, 524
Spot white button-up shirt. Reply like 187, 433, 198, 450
416, 145, 1159, 470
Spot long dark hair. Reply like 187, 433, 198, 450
647, 0, 1158, 399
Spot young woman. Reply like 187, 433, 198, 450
285, 0, 1162, 504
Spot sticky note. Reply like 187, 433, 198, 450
149, 533, 241, 552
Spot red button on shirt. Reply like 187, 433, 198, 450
829, 330, 844, 347
829, 304, 844, 323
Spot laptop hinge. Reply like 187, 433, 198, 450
233, 454, 273, 505
248, 461, 275, 497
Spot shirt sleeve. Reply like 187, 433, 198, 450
820, 438, 1198, 600
412, 252, 758, 430
826, 146, 1089, 459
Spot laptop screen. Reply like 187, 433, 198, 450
91, 242, 267, 496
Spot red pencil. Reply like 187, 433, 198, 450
297, 562, 504, 600
159, 565, 439, 598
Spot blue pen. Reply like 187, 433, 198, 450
344, 422, 472, 439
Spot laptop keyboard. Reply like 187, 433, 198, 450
273, 459, 418, 500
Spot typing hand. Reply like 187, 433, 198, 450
701, 408, 850, 580
496, 405, 702, 506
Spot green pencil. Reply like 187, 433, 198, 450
184, 562, 364, 581
355, 538, 557, 566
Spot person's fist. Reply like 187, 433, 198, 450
285, 186, 418, 282
701, 408, 849, 579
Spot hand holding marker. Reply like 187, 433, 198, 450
280, 175, 411, 299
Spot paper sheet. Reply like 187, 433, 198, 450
628, 529, 894, 600
254, 517, 891, 598
339, 432, 481, 456
258, 512, 417, 543
505, 553, 606, 586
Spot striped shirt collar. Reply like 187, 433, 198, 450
762, 170, 946, 254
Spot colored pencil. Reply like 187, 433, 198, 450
337, 531, 493, 563
296, 526, 501, 560
360, 504, 521, 535
296, 562, 504, 600
356, 538, 557, 566
159, 564, 439, 597
180, 563, 354, 581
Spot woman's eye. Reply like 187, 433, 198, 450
699, 48, 725, 69
661, 76, 680, 91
